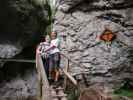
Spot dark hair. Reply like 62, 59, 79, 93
40, 36, 46, 42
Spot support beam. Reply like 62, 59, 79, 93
62, 69, 78, 86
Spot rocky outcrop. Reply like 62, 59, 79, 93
0, 0, 49, 58
0, 70, 37, 99
53, 0, 133, 89
0, 0, 133, 95
79, 84, 131, 100
0, 0, 50, 99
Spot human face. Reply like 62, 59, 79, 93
51, 32, 57, 39
45, 35, 50, 43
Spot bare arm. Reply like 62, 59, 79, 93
36, 45, 41, 54
44, 45, 56, 52
36, 42, 45, 54
44, 38, 60, 52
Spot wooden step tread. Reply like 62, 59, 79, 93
51, 94, 67, 97
50, 87, 64, 90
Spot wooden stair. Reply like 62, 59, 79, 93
36, 51, 78, 100
50, 86, 67, 100
0, 50, 80, 100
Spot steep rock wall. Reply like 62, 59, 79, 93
0, 0, 49, 58
54, 0, 133, 89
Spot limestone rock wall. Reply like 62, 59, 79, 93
54, 0, 133, 88
0, 0, 49, 58
0, 70, 37, 99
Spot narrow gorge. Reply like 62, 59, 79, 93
0, 0, 133, 99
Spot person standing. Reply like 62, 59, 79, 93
37, 35, 50, 78
45, 31, 60, 82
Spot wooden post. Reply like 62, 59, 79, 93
62, 69, 77, 86
36, 53, 51, 100
61, 97, 67, 100
63, 59, 69, 90
36, 53, 41, 100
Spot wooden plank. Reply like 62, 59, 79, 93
63, 59, 69, 90
0, 59, 35, 63
53, 98, 59, 100
35, 53, 41, 100
36, 53, 51, 100
62, 69, 77, 86
61, 97, 67, 100
52, 94, 67, 97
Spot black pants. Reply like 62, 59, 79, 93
42, 57, 49, 78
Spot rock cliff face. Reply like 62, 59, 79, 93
0, 70, 37, 99
0, 0, 49, 98
0, 0, 49, 58
54, 0, 133, 89
0, 0, 133, 91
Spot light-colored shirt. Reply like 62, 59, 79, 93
38, 42, 50, 58
50, 38, 60, 54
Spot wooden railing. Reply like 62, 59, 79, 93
0, 59, 35, 63
60, 53, 78, 87
35, 52, 80, 100
0, 51, 85, 100
36, 53, 51, 100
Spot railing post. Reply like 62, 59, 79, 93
36, 53, 41, 100
36, 52, 51, 100
63, 59, 69, 90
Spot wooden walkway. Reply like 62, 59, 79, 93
49, 86, 67, 100
36, 52, 78, 100
0, 52, 79, 100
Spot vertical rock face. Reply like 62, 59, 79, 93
54, 0, 133, 88
0, 70, 38, 99
0, 0, 49, 58
0, 0, 49, 98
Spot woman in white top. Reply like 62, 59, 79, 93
37, 35, 50, 78
45, 31, 60, 82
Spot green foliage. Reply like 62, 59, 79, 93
38, 0, 59, 36
45, 6, 52, 35
115, 88, 133, 99
45, 0, 59, 35
114, 80, 133, 99
65, 87, 80, 100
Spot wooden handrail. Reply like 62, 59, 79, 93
62, 68, 77, 86
60, 52, 92, 88
36, 53, 51, 100
63, 59, 69, 89
0, 59, 35, 63
0, 53, 90, 69
60, 53, 80, 87
35, 51, 88, 98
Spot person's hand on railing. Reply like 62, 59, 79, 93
37, 50, 41, 55
36, 46, 42, 55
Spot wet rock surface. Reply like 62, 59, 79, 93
0, 70, 37, 100
0, 0, 48, 99
79, 84, 132, 100
0, 0, 49, 58
0, 0, 133, 99
54, 0, 133, 89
